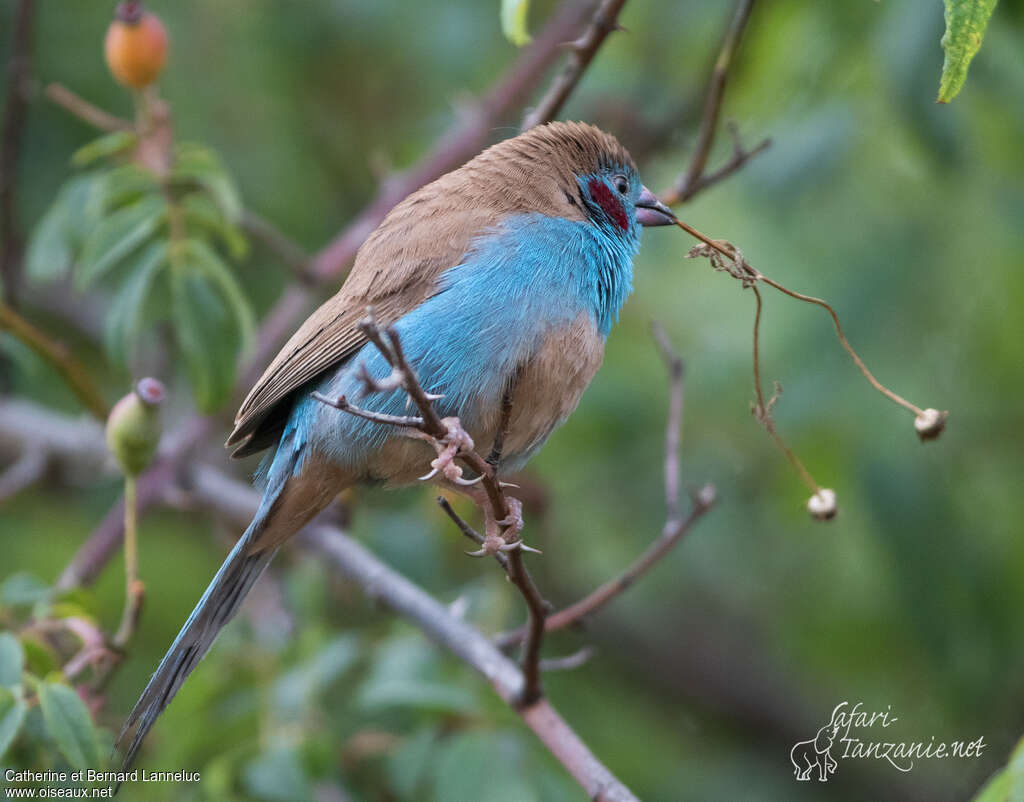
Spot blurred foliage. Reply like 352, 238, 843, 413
25, 132, 250, 412
973, 737, 1024, 802
2, 0, 1024, 800
501, 0, 533, 47
0, 580, 110, 774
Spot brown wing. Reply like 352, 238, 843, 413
226, 184, 504, 457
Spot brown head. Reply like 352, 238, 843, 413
358, 122, 674, 268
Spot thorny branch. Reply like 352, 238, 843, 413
436, 496, 509, 568
521, 0, 629, 131
312, 311, 551, 705
496, 327, 716, 649
661, 0, 770, 206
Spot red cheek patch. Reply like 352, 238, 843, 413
587, 178, 629, 232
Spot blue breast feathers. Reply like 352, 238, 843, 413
286, 212, 640, 473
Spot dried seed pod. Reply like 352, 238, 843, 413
914, 408, 948, 441
807, 488, 837, 522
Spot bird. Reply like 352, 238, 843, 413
116, 121, 676, 769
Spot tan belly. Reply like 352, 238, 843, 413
364, 313, 605, 485
497, 313, 605, 466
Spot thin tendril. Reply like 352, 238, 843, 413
674, 219, 925, 418
750, 286, 821, 494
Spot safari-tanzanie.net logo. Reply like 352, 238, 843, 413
790, 702, 987, 782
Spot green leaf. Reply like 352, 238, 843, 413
171, 270, 240, 412
37, 681, 101, 769
25, 174, 106, 282
432, 732, 535, 802
973, 736, 1024, 802
938, 0, 999, 103
0, 633, 24, 688
387, 726, 439, 799
242, 745, 312, 801
103, 240, 168, 366
25, 195, 73, 282
0, 687, 27, 760
20, 638, 58, 680
47, 602, 97, 625
76, 194, 167, 289
61, 173, 111, 253
172, 143, 243, 222
52, 587, 101, 621
357, 678, 475, 713
182, 238, 255, 345
356, 636, 475, 715
100, 164, 161, 212
272, 636, 360, 715
71, 130, 138, 168
1, 573, 50, 606
181, 192, 248, 259
501, 0, 532, 46
973, 768, 1010, 802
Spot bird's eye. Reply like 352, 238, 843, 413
613, 175, 629, 195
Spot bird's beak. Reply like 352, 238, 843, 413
635, 185, 676, 227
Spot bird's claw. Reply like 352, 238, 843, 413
464, 525, 541, 558
500, 540, 542, 554
418, 416, 476, 483
465, 533, 505, 558
490, 497, 524, 540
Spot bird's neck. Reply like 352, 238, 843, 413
486, 212, 639, 337
581, 218, 639, 336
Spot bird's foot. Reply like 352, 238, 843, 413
465, 498, 540, 557
416, 417, 478, 484
485, 496, 524, 540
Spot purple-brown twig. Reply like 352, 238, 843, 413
496, 328, 716, 648
312, 311, 551, 704
661, 0, 769, 206
521, 0, 629, 131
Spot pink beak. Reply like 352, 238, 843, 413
635, 185, 676, 227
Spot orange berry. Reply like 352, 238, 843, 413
104, 2, 168, 90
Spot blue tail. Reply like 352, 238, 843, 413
115, 444, 299, 775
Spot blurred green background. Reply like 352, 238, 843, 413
2, 0, 1024, 800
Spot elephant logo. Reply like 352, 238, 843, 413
791, 722, 839, 782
